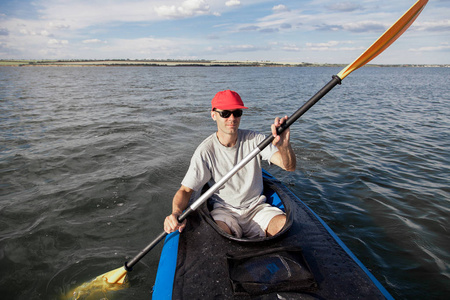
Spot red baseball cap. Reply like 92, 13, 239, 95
211, 90, 248, 110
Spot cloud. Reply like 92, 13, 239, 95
414, 20, 450, 32
48, 39, 68, 45
239, 25, 260, 31
0, 28, 9, 36
207, 34, 220, 40
247, 5, 303, 34
316, 21, 386, 33
281, 41, 363, 52
314, 24, 343, 31
208, 44, 269, 54
259, 28, 279, 33
282, 44, 301, 52
155, 0, 212, 19
273, 5, 290, 13
18, 27, 53, 37
227, 45, 259, 52
225, 0, 241, 7
410, 42, 450, 52
327, 2, 362, 12
343, 21, 386, 33
82, 39, 107, 44
47, 22, 71, 30
304, 40, 362, 51
307, 41, 342, 48
239, 24, 288, 34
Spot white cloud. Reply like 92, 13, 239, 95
82, 39, 106, 44
413, 20, 450, 32
410, 42, 450, 52
226, 44, 258, 52
155, 0, 212, 18
226, 0, 241, 7
18, 27, 52, 37
341, 21, 386, 33
306, 41, 341, 48
305, 40, 361, 51
207, 44, 269, 55
48, 39, 68, 45
47, 22, 71, 30
327, 2, 362, 12
282, 44, 301, 51
272, 5, 290, 13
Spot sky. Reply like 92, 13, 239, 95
0, 0, 449, 64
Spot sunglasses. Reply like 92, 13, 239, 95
213, 109, 243, 118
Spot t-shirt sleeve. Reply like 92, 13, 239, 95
181, 151, 212, 192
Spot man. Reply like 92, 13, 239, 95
164, 90, 296, 238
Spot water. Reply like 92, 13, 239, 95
0, 66, 449, 299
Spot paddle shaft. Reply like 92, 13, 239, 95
124, 75, 342, 271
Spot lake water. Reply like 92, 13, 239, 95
0, 66, 449, 299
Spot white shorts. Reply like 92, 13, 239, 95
210, 195, 285, 239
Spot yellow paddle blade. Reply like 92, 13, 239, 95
65, 267, 128, 299
337, 0, 428, 80
100, 266, 128, 284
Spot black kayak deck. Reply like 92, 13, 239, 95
153, 171, 393, 299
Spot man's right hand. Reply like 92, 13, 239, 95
165, 185, 193, 234
164, 213, 186, 233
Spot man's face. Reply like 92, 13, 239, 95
211, 109, 242, 136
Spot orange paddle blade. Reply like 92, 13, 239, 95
337, 0, 428, 80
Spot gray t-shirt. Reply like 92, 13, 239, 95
181, 129, 278, 209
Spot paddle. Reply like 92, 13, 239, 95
69, 0, 428, 294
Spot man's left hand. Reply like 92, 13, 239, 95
271, 116, 290, 149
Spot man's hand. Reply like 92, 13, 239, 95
164, 213, 186, 233
271, 115, 291, 149
270, 115, 296, 171
164, 185, 193, 234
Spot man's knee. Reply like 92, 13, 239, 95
216, 220, 232, 235
266, 214, 286, 237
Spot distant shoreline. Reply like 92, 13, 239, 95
0, 59, 447, 68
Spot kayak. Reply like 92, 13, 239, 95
152, 170, 394, 299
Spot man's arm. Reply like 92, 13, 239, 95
270, 116, 297, 172
164, 185, 193, 233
